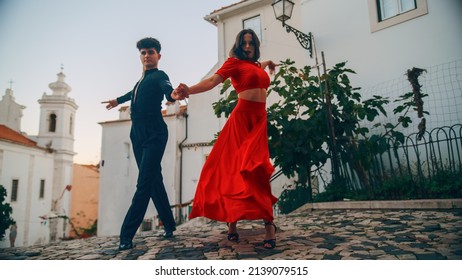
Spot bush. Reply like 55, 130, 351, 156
424, 169, 462, 198
310, 168, 462, 205
0, 185, 15, 240
277, 187, 311, 214
313, 178, 353, 202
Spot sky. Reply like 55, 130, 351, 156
0, 0, 238, 164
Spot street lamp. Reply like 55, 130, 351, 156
272, 0, 313, 58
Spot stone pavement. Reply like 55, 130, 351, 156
1, 200, 461, 260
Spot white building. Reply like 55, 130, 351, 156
97, 0, 462, 235
0, 71, 77, 248
98, 104, 186, 236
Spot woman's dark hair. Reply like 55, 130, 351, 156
136, 37, 161, 53
229, 29, 260, 62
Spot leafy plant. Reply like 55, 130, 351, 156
314, 165, 462, 202
267, 61, 329, 201
277, 186, 312, 214
424, 168, 462, 198
0, 185, 15, 241
68, 211, 98, 239
80, 219, 97, 238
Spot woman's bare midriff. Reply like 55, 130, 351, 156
237, 88, 267, 103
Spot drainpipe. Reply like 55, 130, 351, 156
178, 112, 188, 223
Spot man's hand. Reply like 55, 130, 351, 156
101, 99, 119, 110
171, 84, 190, 100
170, 89, 184, 100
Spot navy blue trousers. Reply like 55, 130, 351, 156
120, 120, 176, 243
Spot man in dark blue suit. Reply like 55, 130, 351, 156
102, 37, 184, 250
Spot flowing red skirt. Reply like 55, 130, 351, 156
189, 99, 277, 223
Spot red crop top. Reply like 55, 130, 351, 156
215, 57, 270, 93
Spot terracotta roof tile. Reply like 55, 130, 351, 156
0, 125, 37, 147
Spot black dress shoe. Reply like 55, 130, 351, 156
118, 242, 133, 250
162, 231, 174, 238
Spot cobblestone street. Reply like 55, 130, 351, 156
1, 201, 461, 260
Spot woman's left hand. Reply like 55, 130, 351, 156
263, 60, 279, 74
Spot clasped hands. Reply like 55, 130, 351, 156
170, 83, 190, 101
102, 83, 189, 110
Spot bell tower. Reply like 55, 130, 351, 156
37, 68, 78, 241
37, 69, 77, 151
0, 84, 26, 132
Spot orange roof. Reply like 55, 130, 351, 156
77, 164, 100, 173
0, 125, 37, 147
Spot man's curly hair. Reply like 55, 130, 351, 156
136, 37, 161, 53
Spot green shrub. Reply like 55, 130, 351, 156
307, 167, 462, 206
277, 187, 311, 214
424, 169, 462, 198
0, 185, 15, 241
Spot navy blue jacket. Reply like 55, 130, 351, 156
117, 68, 175, 121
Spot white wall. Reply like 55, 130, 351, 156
180, 145, 212, 204
98, 120, 136, 236
98, 111, 185, 237
164, 113, 186, 206
301, 0, 462, 88
0, 143, 54, 248
186, 65, 226, 144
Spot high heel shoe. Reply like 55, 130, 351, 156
226, 222, 239, 242
263, 221, 277, 249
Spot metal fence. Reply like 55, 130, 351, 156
340, 124, 462, 193
363, 59, 462, 136
339, 59, 462, 193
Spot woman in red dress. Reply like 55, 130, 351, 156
175, 29, 278, 249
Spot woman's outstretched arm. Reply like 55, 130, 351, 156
178, 74, 224, 97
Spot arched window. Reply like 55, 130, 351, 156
49, 113, 57, 132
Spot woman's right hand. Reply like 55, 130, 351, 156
178, 83, 190, 98
170, 84, 190, 100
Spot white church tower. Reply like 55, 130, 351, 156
0, 85, 26, 132
37, 69, 78, 241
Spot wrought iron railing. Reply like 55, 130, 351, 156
340, 124, 462, 193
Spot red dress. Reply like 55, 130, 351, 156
189, 58, 278, 223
